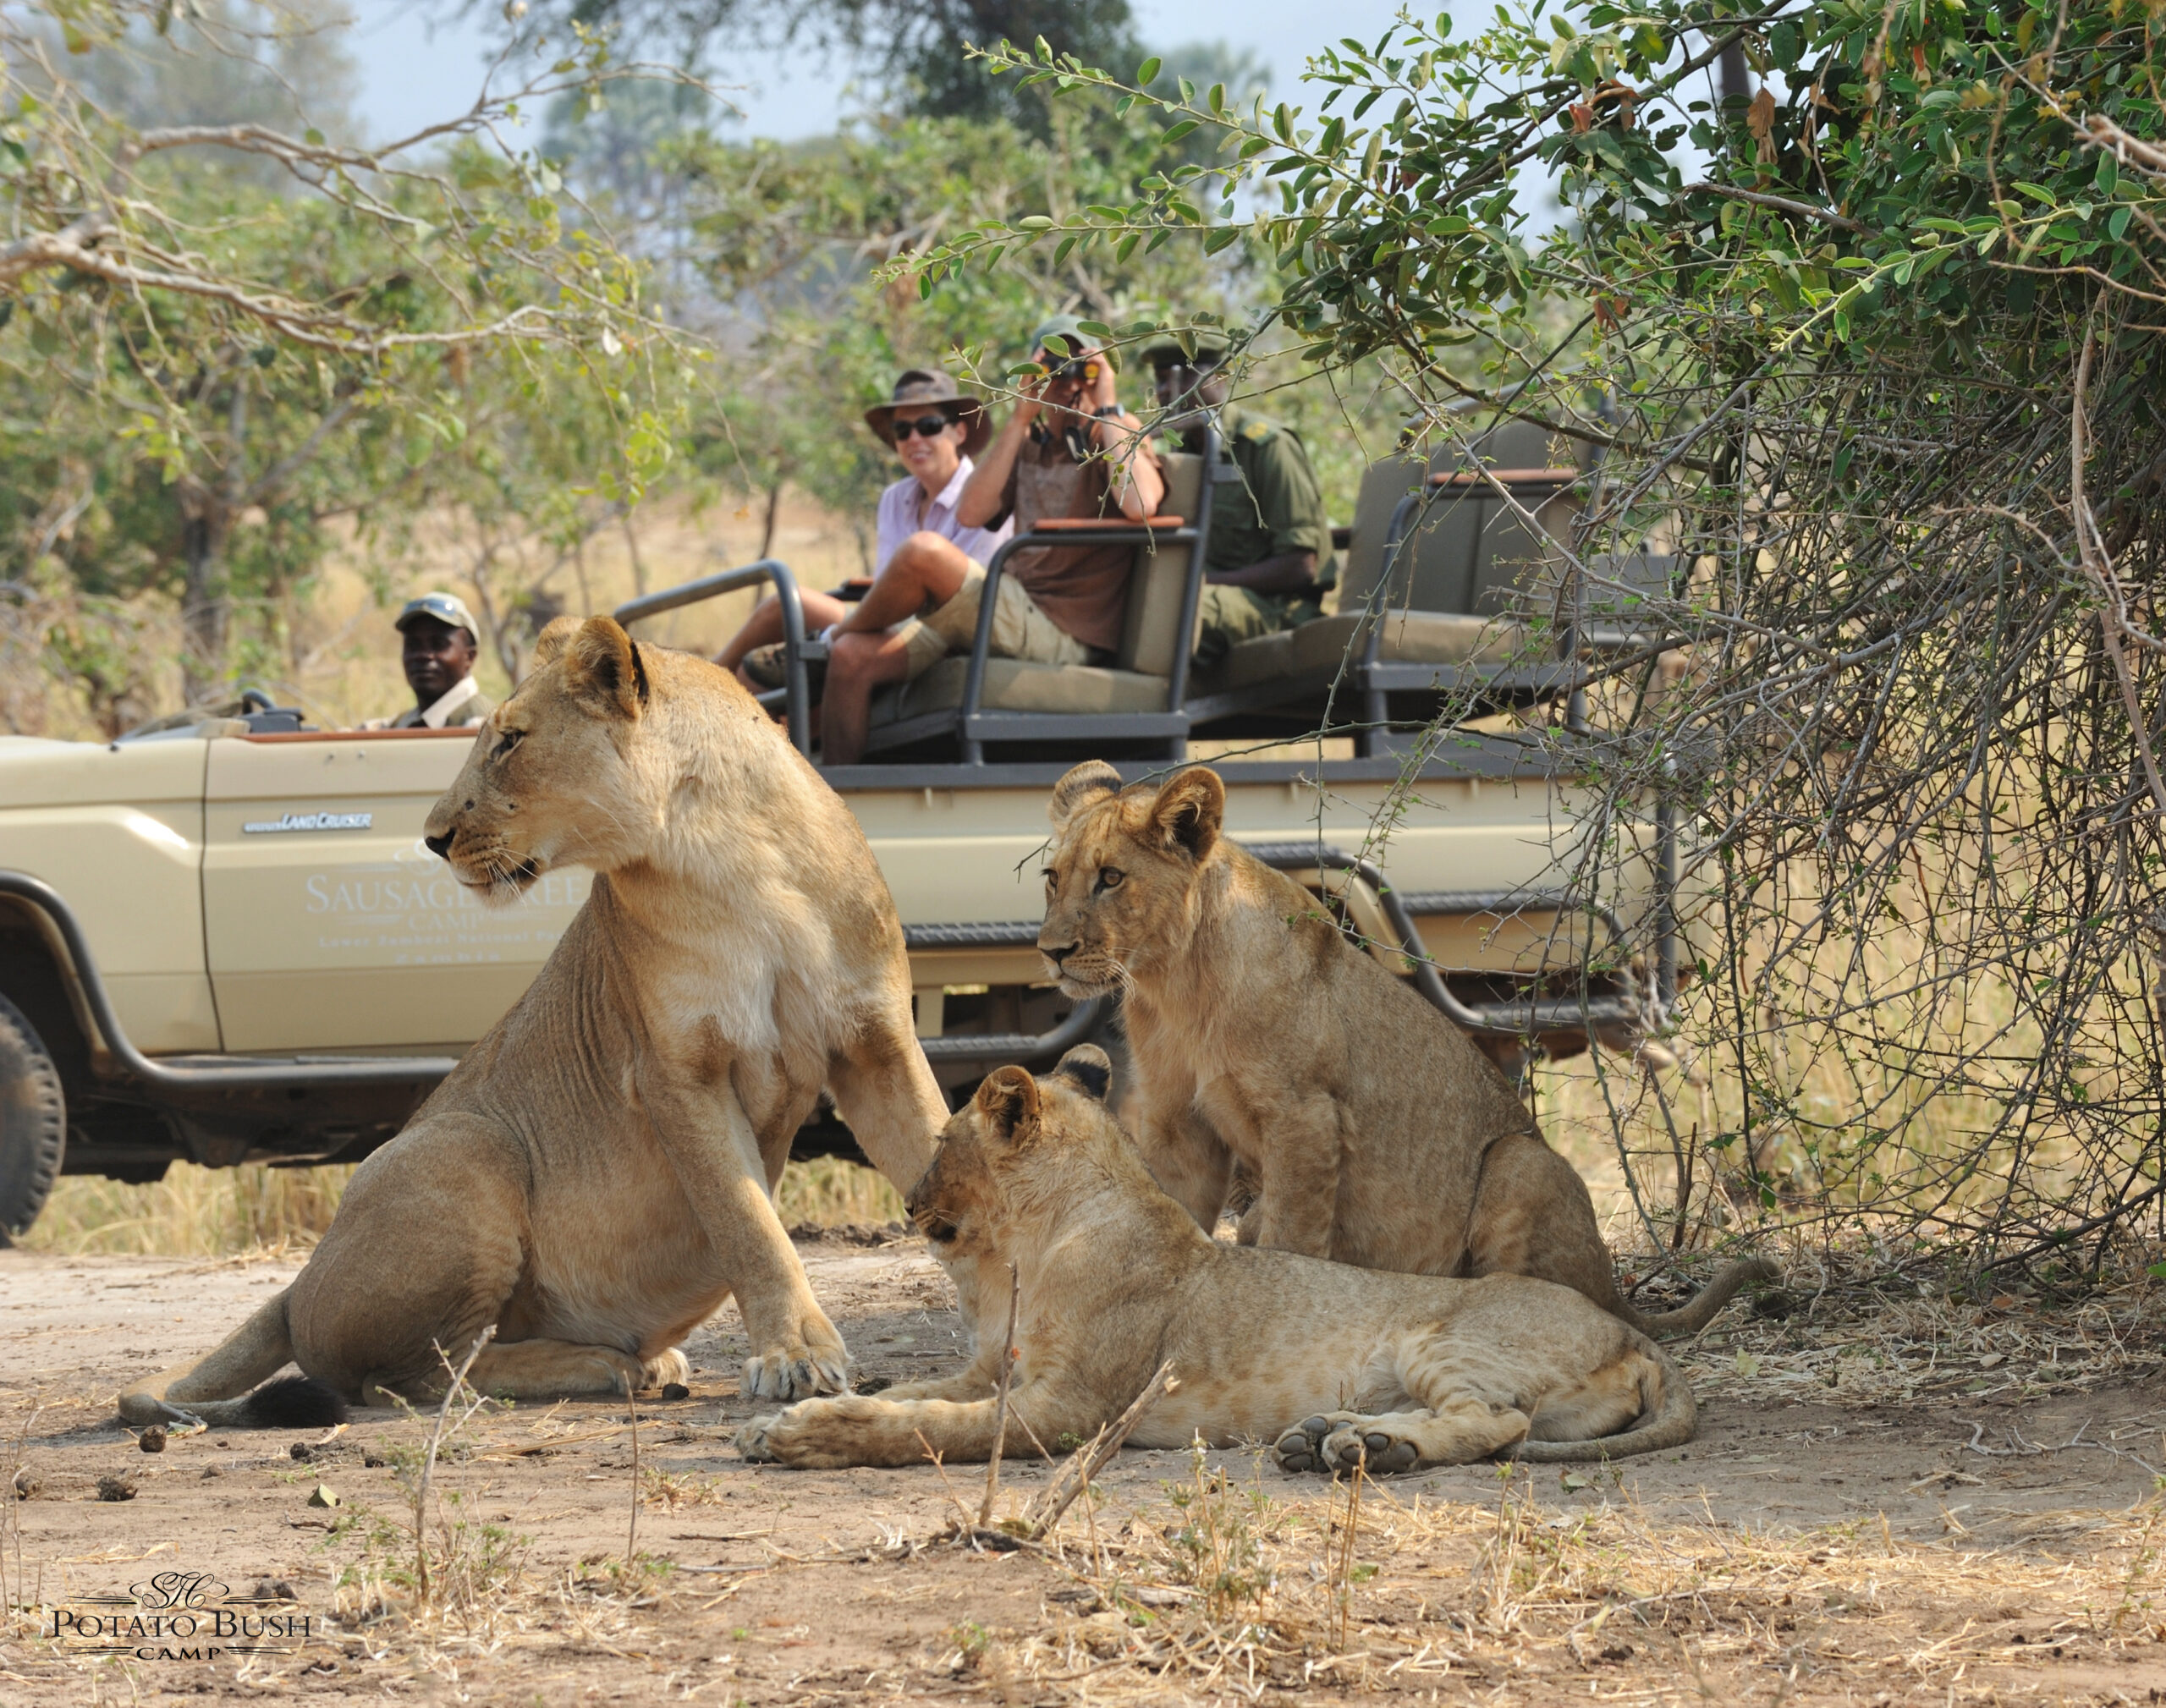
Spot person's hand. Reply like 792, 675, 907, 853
1012, 355, 1055, 429
1086, 352, 1120, 415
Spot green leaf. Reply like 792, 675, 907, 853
2108, 206, 2132, 241
1162, 120, 1201, 146
1136, 56, 1161, 86
2094, 152, 2118, 196
1203, 225, 1242, 254
304, 128, 326, 147
2150, 1261, 2166, 1282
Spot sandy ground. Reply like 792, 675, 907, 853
4, 1237, 2165, 1705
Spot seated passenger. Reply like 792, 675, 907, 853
366, 592, 493, 730
718, 327, 1163, 766
1143, 327, 1335, 669
716, 368, 1012, 732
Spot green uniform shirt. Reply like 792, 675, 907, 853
1203, 404, 1336, 590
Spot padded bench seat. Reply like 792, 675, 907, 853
1200, 611, 1535, 695
873, 655, 1172, 722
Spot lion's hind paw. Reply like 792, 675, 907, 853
1273, 1414, 1348, 1475
1321, 1421, 1421, 1475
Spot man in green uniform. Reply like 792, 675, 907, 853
1143, 327, 1335, 668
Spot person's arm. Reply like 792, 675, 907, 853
1082, 361, 1165, 521
1207, 548, 1318, 594
957, 380, 1043, 526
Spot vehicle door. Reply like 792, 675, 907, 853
201, 728, 591, 1052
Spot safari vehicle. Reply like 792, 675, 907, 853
0, 428, 1682, 1239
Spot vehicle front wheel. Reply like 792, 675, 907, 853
0, 992, 66, 1242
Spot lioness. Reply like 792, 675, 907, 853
738, 1047, 1693, 1472
1036, 761, 1773, 1337
120, 616, 956, 1429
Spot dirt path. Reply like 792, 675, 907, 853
4, 1238, 2163, 1704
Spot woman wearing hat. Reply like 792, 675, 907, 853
715, 369, 1011, 755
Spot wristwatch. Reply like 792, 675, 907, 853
1091, 404, 1125, 421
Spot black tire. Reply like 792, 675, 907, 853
0, 991, 66, 1242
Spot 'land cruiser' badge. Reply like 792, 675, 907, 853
241, 811, 373, 834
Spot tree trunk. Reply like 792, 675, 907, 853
759, 480, 784, 560
179, 502, 228, 706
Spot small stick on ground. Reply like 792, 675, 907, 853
626, 1385, 640, 1567
979, 1262, 1020, 1530
415, 1325, 496, 1604
1025, 1359, 1176, 1541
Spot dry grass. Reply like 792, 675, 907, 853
25, 1156, 904, 1256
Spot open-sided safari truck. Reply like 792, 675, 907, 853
0, 423, 1683, 1238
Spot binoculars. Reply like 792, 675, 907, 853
1036, 356, 1101, 384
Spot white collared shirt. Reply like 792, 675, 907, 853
873, 457, 1012, 573
412, 675, 481, 728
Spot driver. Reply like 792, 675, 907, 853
381, 592, 493, 729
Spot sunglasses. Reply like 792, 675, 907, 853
891, 415, 956, 442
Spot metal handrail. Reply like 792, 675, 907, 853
1239, 842, 1667, 1040
614, 557, 812, 757
0, 870, 459, 1101
918, 996, 1108, 1063
957, 424, 1221, 764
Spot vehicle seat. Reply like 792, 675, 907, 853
863, 452, 1205, 736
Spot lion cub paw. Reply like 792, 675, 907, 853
1273, 1414, 1420, 1476
640, 1348, 690, 1391
734, 1394, 877, 1469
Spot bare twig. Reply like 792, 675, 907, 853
415, 1326, 496, 1604
1025, 1359, 1178, 1541
979, 1263, 1021, 1530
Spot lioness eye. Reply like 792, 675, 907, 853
1097, 867, 1124, 892
493, 729, 525, 761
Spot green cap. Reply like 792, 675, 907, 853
1028, 313, 1092, 357
1137, 323, 1234, 365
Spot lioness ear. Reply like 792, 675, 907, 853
1153, 766, 1223, 862
1049, 760, 1122, 831
973, 1065, 1042, 1142
531, 614, 583, 668
560, 616, 650, 719
1050, 1044, 1112, 1102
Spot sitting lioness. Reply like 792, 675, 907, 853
120, 616, 956, 1429
739, 1047, 1694, 1472
1036, 761, 1773, 1337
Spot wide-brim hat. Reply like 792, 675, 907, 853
863, 369, 989, 458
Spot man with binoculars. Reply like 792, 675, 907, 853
715, 316, 1162, 766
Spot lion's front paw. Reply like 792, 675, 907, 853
736, 1412, 783, 1463
740, 1320, 852, 1401
1320, 1419, 1421, 1475
733, 1394, 878, 1468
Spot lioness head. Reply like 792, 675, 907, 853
423, 615, 661, 903
1036, 761, 1227, 997
905, 1046, 1117, 1255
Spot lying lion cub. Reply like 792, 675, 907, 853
739, 1047, 1693, 1473
120, 616, 956, 1429
1037, 761, 1773, 1337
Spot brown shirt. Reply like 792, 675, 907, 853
997, 426, 1161, 654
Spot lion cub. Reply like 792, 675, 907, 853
1036, 761, 1773, 1337
738, 1047, 1694, 1473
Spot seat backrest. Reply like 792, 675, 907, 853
1117, 449, 1204, 677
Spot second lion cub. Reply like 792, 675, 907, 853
1036, 761, 1773, 1337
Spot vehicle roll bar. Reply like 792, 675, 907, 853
1239, 842, 1668, 1039
614, 557, 813, 758
0, 871, 459, 1106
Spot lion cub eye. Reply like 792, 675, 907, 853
1096, 867, 1124, 892
493, 728, 525, 761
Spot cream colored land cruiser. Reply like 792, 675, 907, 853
0, 426, 1683, 1237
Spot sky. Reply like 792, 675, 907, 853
346, 0, 1418, 147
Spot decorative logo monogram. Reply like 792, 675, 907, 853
47, 1566, 314, 1661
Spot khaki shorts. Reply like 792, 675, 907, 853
894, 563, 1094, 679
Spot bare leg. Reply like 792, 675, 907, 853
833, 531, 976, 633
822, 629, 917, 765
716, 589, 852, 672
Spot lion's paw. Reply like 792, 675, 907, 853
1321, 1420, 1421, 1475
1273, 1414, 1350, 1475
640, 1348, 690, 1391
740, 1330, 852, 1401
736, 1412, 783, 1463
733, 1394, 877, 1468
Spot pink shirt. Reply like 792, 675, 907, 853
874, 458, 1011, 572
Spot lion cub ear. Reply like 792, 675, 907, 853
558, 616, 650, 720
1050, 1045, 1113, 1102
1048, 760, 1122, 830
973, 1065, 1042, 1143
1152, 766, 1224, 862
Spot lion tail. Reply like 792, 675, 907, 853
1507, 1331, 1696, 1464
117, 1288, 347, 1431
1613, 1255, 1779, 1338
